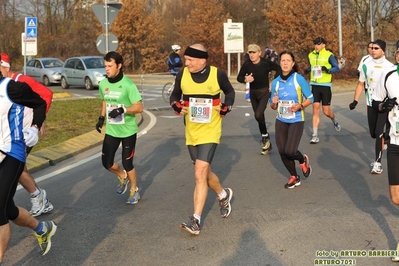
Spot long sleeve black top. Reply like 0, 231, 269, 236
237, 58, 281, 90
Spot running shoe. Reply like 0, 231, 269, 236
126, 188, 141, 204
42, 200, 54, 214
180, 216, 200, 235
284, 175, 301, 189
392, 242, 399, 262
29, 188, 47, 217
34, 221, 57, 256
371, 161, 383, 174
219, 188, 233, 218
310, 135, 319, 144
261, 136, 272, 155
333, 121, 341, 131
117, 170, 129, 194
300, 154, 312, 178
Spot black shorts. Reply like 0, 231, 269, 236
387, 143, 399, 185
312, 85, 332, 105
188, 144, 217, 164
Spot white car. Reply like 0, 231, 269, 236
23, 58, 64, 86
61, 56, 106, 90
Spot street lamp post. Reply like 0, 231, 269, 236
338, 0, 342, 56
370, 0, 374, 41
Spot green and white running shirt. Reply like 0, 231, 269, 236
99, 75, 142, 138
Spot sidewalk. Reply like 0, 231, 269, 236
27, 76, 355, 173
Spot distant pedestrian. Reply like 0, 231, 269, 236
96, 51, 143, 204
168, 44, 183, 74
306, 37, 341, 144
270, 51, 314, 189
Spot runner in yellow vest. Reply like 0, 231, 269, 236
306, 37, 341, 144
169, 43, 235, 235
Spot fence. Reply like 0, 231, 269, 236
132, 72, 176, 111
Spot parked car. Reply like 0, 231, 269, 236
23, 57, 64, 86
61, 56, 106, 90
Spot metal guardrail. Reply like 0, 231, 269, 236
138, 72, 176, 111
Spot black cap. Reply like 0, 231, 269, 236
373, 39, 386, 52
313, 37, 326, 45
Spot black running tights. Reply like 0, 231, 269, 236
0, 156, 24, 225
275, 120, 305, 176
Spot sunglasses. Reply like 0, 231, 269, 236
371, 47, 380, 50
248, 51, 258, 54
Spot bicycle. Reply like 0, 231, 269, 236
162, 80, 175, 103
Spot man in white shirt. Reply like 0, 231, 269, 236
372, 64, 399, 261
349, 39, 393, 174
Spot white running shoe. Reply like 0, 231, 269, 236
29, 189, 47, 217
42, 200, 54, 214
310, 135, 319, 144
371, 161, 383, 174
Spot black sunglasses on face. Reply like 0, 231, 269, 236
371, 47, 380, 50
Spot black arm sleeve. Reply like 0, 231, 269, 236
7, 80, 46, 128
217, 69, 235, 106
169, 71, 183, 105
237, 63, 248, 83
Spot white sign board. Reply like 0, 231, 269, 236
21, 33, 37, 56
223, 22, 244, 53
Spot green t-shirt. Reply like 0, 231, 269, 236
99, 75, 142, 138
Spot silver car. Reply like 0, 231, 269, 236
23, 58, 64, 86
61, 56, 106, 90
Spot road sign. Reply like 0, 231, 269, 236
25, 17, 37, 38
96, 33, 118, 54
21, 32, 37, 56
23, 17, 37, 56
91, 4, 122, 31
223, 21, 244, 53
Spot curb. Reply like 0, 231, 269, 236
27, 113, 143, 173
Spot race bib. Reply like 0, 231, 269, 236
312, 65, 322, 78
189, 98, 212, 123
278, 100, 295, 119
107, 103, 125, 125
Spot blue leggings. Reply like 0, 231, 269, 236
0, 156, 24, 225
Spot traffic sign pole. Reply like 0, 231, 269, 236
23, 17, 38, 74
91, 2, 122, 54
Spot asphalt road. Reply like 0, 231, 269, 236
5, 88, 399, 266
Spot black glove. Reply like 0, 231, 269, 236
109, 107, 124, 118
381, 97, 398, 112
349, 100, 358, 110
321, 66, 329, 73
96, 116, 105, 133
219, 103, 232, 117
304, 68, 310, 74
171, 101, 183, 115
